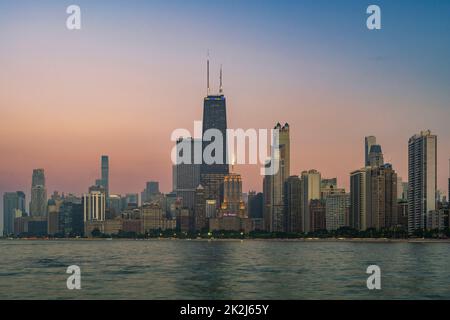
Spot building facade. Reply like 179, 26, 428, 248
408, 130, 437, 233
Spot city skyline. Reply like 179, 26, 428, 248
1, 0, 450, 230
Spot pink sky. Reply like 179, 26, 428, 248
1, 1, 449, 209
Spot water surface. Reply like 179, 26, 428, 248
1, 239, 449, 299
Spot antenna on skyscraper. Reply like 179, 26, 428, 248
207, 50, 210, 96
219, 64, 223, 94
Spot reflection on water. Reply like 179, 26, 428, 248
0, 239, 449, 299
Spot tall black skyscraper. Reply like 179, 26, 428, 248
201, 61, 229, 175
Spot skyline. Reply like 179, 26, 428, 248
1, 0, 450, 229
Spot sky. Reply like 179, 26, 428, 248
1, 0, 450, 231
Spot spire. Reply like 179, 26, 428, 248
219, 64, 223, 94
207, 51, 210, 96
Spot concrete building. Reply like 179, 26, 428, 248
173, 137, 202, 210
326, 193, 350, 231
3, 191, 26, 235
83, 187, 106, 222
350, 168, 370, 230
220, 173, 245, 217
300, 169, 321, 233
194, 185, 207, 231
365, 136, 377, 166
284, 176, 301, 232
209, 216, 252, 233
30, 169, 47, 217
408, 130, 437, 233
369, 164, 398, 229
141, 181, 161, 205
310, 199, 326, 232
264, 123, 290, 232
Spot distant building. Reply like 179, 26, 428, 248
173, 138, 201, 210
30, 169, 47, 217
109, 194, 122, 216
284, 176, 301, 232
220, 173, 245, 217
194, 185, 207, 231
141, 203, 163, 232
177, 208, 192, 232
83, 187, 106, 223
326, 193, 350, 231
205, 200, 217, 219
408, 130, 437, 233
209, 216, 252, 233
59, 197, 84, 237
397, 200, 408, 230
365, 136, 377, 166
350, 168, 370, 230
310, 200, 326, 232
427, 210, 445, 231
101, 155, 109, 207
350, 163, 398, 231
300, 169, 321, 233
141, 181, 161, 205
248, 191, 263, 219
201, 91, 229, 176
369, 164, 398, 229
3, 191, 26, 235
122, 193, 139, 209
368, 144, 384, 167
141, 203, 175, 232
47, 199, 60, 235
264, 123, 290, 232
397, 177, 408, 201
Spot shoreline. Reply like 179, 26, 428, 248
1, 237, 450, 243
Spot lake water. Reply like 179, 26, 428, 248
1, 239, 449, 299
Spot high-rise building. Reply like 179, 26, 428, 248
248, 191, 263, 219
59, 197, 84, 237
300, 169, 321, 233
109, 194, 122, 216
320, 178, 345, 200
122, 193, 139, 209
201, 173, 226, 211
448, 159, 450, 210
141, 181, 160, 204
284, 176, 301, 232
310, 199, 326, 232
365, 136, 377, 166
30, 169, 47, 216
264, 123, 290, 232
368, 144, 384, 167
32, 168, 45, 187
201, 62, 229, 176
350, 168, 370, 230
3, 191, 26, 235
350, 163, 398, 231
141, 203, 164, 232
101, 155, 109, 207
83, 187, 106, 222
200, 62, 229, 214
173, 137, 202, 210
221, 173, 245, 217
369, 164, 398, 229
326, 193, 350, 231
205, 200, 217, 219
397, 177, 408, 201
194, 185, 207, 231
408, 130, 437, 233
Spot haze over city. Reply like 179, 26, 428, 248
1, 0, 449, 227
